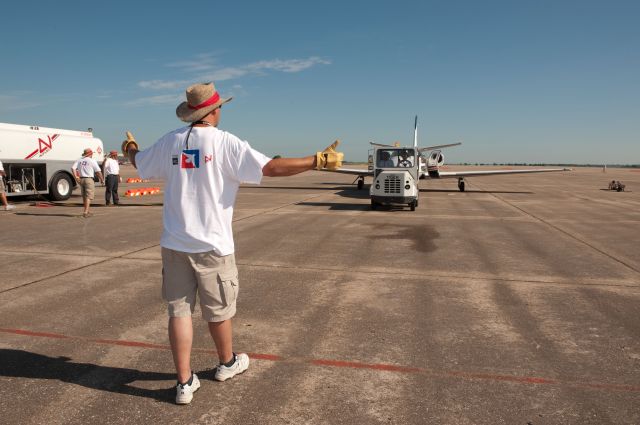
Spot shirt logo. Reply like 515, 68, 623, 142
181, 149, 200, 169
205, 154, 213, 163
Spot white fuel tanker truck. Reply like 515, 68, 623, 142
0, 122, 104, 200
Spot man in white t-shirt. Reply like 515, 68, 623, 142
122, 81, 342, 405
0, 160, 16, 211
102, 150, 121, 205
72, 148, 104, 217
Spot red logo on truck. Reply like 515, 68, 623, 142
25, 134, 60, 159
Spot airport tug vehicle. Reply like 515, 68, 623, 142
369, 146, 420, 211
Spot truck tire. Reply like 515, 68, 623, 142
49, 173, 73, 201
371, 199, 377, 210
410, 201, 416, 211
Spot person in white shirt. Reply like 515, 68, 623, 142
122, 81, 342, 405
72, 148, 104, 217
102, 150, 121, 205
0, 160, 16, 211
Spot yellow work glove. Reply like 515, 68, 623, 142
121, 131, 140, 155
316, 140, 344, 170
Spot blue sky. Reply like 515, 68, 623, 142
1, 0, 638, 164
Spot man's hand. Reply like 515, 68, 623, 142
315, 140, 344, 170
121, 131, 139, 155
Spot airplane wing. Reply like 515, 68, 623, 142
418, 142, 462, 152
319, 167, 373, 176
436, 167, 571, 178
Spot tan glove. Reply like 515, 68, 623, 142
121, 131, 140, 155
316, 140, 344, 170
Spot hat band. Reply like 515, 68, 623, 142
188, 92, 220, 110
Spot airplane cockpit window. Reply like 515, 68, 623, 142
377, 149, 415, 168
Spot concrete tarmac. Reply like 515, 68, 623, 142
1, 165, 639, 424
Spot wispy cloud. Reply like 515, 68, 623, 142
124, 94, 183, 107
137, 56, 331, 90
0, 94, 43, 112
138, 80, 190, 90
245, 57, 332, 73
165, 53, 218, 72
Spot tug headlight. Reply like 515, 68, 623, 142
405, 185, 411, 190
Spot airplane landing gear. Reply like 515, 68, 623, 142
458, 177, 465, 192
357, 176, 364, 190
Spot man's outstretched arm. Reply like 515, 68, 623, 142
262, 140, 343, 177
262, 156, 315, 177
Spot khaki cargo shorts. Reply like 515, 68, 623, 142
161, 247, 239, 322
0, 178, 5, 194
79, 178, 95, 200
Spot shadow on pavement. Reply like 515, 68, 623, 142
0, 349, 176, 403
243, 185, 351, 191
296, 201, 371, 211
50, 203, 164, 208
14, 212, 80, 218
418, 188, 533, 194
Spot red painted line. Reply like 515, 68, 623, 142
247, 352, 283, 361
581, 382, 640, 392
312, 358, 421, 373
0, 328, 70, 339
447, 370, 558, 385
2, 327, 639, 393
93, 339, 169, 350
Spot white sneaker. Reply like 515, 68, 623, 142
175, 373, 201, 405
214, 353, 250, 382
4, 205, 15, 211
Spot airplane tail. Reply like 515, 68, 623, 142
413, 115, 418, 149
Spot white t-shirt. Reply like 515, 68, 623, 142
103, 158, 120, 176
136, 126, 271, 255
0, 160, 4, 172
73, 157, 101, 178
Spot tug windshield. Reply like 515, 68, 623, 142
376, 149, 415, 168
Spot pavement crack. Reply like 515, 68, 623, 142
470, 181, 640, 276
0, 243, 161, 295
237, 262, 640, 289
0, 193, 330, 295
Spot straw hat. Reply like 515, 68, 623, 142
82, 148, 93, 157
176, 82, 232, 122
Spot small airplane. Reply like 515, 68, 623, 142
322, 115, 571, 196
